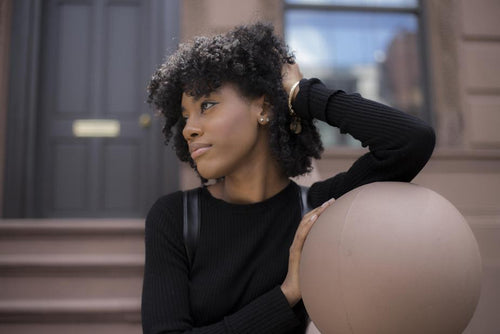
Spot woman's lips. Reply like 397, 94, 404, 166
190, 144, 212, 160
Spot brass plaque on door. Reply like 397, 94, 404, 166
73, 119, 120, 137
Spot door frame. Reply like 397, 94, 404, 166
3, 0, 180, 218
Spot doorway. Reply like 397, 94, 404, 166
4, 0, 180, 218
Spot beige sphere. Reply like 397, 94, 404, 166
300, 182, 482, 334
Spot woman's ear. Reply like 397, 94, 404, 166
254, 96, 271, 125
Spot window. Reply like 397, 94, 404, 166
285, 0, 428, 147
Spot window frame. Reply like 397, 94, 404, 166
283, 0, 433, 127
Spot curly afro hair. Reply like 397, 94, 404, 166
147, 22, 323, 181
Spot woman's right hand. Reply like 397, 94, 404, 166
282, 62, 303, 101
281, 198, 335, 307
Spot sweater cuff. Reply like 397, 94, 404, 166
225, 286, 301, 333
292, 78, 337, 122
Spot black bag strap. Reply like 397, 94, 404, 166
183, 188, 200, 270
183, 185, 310, 270
299, 185, 312, 217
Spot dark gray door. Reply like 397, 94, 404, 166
32, 0, 177, 217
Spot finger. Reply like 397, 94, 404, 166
292, 202, 334, 247
292, 198, 336, 249
301, 198, 335, 222
322, 197, 336, 206
292, 214, 317, 248
291, 213, 319, 254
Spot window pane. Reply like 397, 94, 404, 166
285, 10, 424, 147
286, 0, 418, 8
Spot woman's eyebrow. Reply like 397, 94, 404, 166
184, 89, 221, 103
203, 88, 222, 99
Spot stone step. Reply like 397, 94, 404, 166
0, 219, 144, 255
0, 323, 142, 334
0, 220, 145, 332
0, 298, 140, 323
0, 254, 143, 300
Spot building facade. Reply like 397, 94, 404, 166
0, 0, 499, 333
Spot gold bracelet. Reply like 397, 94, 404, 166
288, 81, 300, 115
288, 81, 302, 134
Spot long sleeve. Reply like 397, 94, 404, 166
292, 78, 436, 208
141, 192, 304, 334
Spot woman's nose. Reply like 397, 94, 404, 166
182, 118, 203, 140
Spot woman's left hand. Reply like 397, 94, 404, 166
281, 197, 335, 307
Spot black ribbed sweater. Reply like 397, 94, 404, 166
141, 79, 436, 333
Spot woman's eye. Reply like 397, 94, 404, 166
201, 101, 217, 112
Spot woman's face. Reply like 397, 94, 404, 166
181, 84, 267, 180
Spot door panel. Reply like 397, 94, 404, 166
36, 0, 172, 217
105, 4, 140, 114
55, 3, 92, 115
103, 142, 140, 210
53, 142, 88, 211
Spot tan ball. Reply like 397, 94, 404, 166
300, 182, 482, 334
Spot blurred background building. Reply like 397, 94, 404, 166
0, 0, 498, 333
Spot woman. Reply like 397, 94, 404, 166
141, 23, 435, 333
